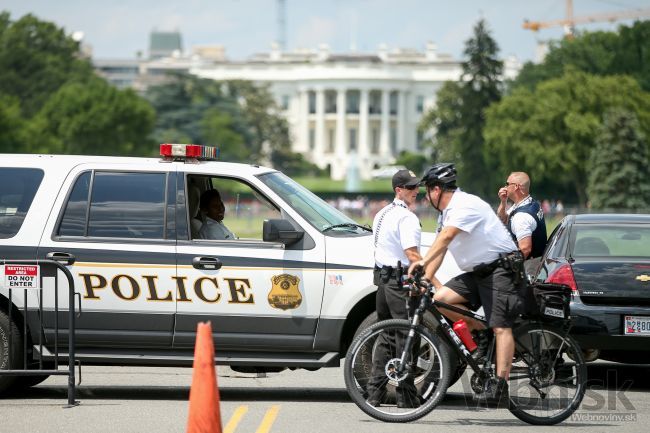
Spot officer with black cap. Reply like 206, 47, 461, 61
366, 169, 423, 408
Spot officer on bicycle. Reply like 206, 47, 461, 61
367, 169, 423, 408
408, 163, 525, 405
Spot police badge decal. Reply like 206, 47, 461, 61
268, 274, 302, 310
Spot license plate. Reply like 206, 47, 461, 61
624, 315, 650, 335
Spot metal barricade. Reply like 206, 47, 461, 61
0, 259, 78, 406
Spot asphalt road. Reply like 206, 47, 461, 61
0, 362, 648, 433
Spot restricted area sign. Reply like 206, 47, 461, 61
3, 265, 40, 290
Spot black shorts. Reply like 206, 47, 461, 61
445, 266, 524, 328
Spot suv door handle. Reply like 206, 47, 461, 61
192, 256, 222, 270
46, 251, 76, 266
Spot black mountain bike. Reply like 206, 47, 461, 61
344, 272, 587, 425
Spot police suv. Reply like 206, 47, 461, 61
0, 145, 460, 393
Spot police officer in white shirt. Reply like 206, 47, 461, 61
408, 163, 525, 406
496, 171, 547, 273
198, 189, 236, 240
366, 169, 423, 408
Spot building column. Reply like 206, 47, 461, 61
379, 89, 390, 161
359, 89, 369, 162
397, 90, 406, 154
335, 88, 347, 159
298, 88, 309, 153
315, 87, 325, 164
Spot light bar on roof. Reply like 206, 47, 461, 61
159, 143, 219, 160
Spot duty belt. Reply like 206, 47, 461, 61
471, 251, 524, 280
374, 264, 409, 282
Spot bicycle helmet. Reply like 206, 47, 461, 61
420, 163, 457, 188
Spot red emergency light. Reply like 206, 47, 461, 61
159, 143, 219, 161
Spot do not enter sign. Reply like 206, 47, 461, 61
3, 265, 40, 290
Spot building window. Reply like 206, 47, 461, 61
416, 130, 424, 151
308, 91, 316, 114
369, 91, 381, 114
349, 128, 358, 152
389, 91, 398, 115
416, 95, 424, 114
281, 95, 290, 111
390, 127, 397, 156
346, 90, 360, 114
371, 128, 380, 154
309, 128, 316, 150
326, 91, 337, 113
327, 128, 335, 153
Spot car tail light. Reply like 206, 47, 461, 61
547, 264, 578, 292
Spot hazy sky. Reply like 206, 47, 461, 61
3, 0, 649, 62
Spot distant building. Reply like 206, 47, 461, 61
93, 35, 521, 180
149, 30, 183, 59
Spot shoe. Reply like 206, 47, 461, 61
472, 329, 492, 363
474, 377, 509, 407
366, 390, 385, 407
554, 360, 575, 384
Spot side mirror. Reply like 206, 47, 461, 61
263, 219, 304, 245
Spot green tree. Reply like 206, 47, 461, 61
484, 69, 650, 204
28, 77, 155, 155
223, 80, 291, 162
201, 109, 249, 161
0, 95, 26, 152
395, 151, 428, 174
420, 19, 503, 197
0, 12, 93, 117
511, 21, 650, 92
147, 75, 294, 165
587, 108, 650, 209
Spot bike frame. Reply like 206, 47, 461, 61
398, 280, 572, 384
400, 288, 492, 381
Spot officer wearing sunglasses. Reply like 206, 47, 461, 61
366, 169, 423, 408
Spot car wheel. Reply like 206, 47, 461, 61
0, 309, 24, 394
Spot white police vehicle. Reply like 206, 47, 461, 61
0, 145, 460, 393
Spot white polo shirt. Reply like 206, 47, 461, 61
441, 190, 517, 272
506, 196, 537, 241
373, 199, 421, 268
199, 217, 236, 240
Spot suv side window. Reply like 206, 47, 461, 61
58, 171, 91, 237
189, 175, 281, 241
58, 171, 168, 239
0, 168, 44, 239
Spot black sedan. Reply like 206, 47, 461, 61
533, 214, 650, 363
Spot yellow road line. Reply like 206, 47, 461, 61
255, 405, 280, 433
223, 405, 248, 433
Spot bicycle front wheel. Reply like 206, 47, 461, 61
508, 322, 587, 425
343, 319, 452, 423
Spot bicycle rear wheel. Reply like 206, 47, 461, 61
343, 319, 451, 423
508, 322, 587, 425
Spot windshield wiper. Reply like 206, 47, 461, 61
322, 223, 372, 233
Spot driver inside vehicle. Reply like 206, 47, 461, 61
198, 189, 236, 240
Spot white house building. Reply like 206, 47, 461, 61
192, 43, 520, 180
94, 34, 521, 180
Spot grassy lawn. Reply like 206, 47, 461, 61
293, 176, 392, 193
226, 213, 563, 239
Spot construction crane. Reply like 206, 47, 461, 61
523, 0, 650, 36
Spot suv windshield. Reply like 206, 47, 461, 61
257, 172, 370, 235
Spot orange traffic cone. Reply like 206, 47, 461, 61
187, 321, 222, 433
